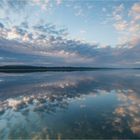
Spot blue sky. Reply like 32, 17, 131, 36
0, 0, 140, 67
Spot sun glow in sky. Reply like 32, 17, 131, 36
0, 0, 140, 67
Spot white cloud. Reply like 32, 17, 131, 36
114, 4, 124, 14
112, 2, 140, 48
131, 3, 140, 13
0, 32, 140, 67
7, 28, 20, 39
0, 4, 139, 67
113, 20, 128, 31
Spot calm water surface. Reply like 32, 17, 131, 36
0, 70, 140, 139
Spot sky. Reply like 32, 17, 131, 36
0, 0, 140, 67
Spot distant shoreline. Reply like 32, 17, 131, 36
0, 65, 139, 73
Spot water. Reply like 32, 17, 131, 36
0, 70, 140, 139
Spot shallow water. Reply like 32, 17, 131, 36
0, 70, 140, 139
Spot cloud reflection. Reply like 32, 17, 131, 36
113, 89, 140, 136
0, 71, 140, 139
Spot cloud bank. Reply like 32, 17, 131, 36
0, 1, 140, 67
0, 21, 140, 67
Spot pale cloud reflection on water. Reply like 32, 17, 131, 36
0, 70, 140, 139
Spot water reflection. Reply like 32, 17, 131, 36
113, 89, 140, 136
0, 70, 140, 139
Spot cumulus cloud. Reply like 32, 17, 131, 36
0, 1, 140, 67
113, 20, 128, 31
112, 2, 140, 50
131, 3, 140, 14
33, 23, 68, 37
112, 4, 126, 30
0, 20, 140, 67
